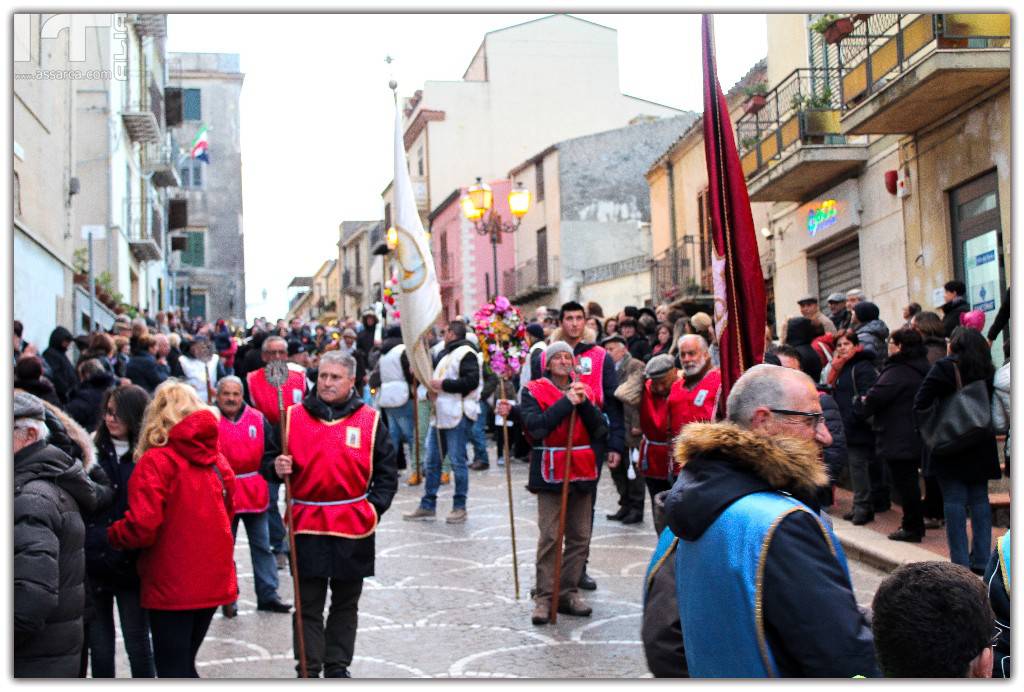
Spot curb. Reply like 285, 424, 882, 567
831, 519, 945, 573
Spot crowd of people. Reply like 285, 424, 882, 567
12, 277, 1011, 678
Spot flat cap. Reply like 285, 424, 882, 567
644, 354, 676, 380
826, 292, 846, 303
600, 334, 627, 347
797, 294, 818, 305
14, 391, 47, 421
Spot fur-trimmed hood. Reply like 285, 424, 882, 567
666, 422, 828, 542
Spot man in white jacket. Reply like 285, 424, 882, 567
403, 320, 481, 524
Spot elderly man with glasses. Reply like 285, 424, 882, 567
644, 364, 877, 678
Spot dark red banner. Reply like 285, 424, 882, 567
701, 14, 767, 418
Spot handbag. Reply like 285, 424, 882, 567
916, 363, 993, 456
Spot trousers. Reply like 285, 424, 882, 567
148, 607, 216, 678
294, 577, 364, 676
535, 489, 595, 605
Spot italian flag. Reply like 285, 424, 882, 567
190, 125, 209, 163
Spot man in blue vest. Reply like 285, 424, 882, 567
664, 364, 878, 677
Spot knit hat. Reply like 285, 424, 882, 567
853, 301, 879, 324
342, 327, 357, 338
526, 322, 545, 340
13, 391, 46, 421
690, 312, 713, 333
960, 309, 986, 331
545, 341, 573, 362
287, 339, 306, 356
644, 354, 676, 380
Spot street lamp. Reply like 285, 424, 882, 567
461, 177, 531, 298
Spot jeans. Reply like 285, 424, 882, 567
232, 512, 281, 604
469, 403, 490, 464
421, 417, 470, 511
417, 399, 449, 473
148, 607, 216, 678
384, 402, 416, 468
267, 481, 288, 555
294, 577, 363, 676
937, 476, 992, 570
87, 585, 155, 677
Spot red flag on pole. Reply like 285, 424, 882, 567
701, 14, 766, 418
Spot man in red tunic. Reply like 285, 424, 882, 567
246, 335, 306, 570
214, 376, 291, 617
519, 341, 609, 625
267, 351, 397, 678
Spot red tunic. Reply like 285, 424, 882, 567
540, 344, 607, 409
640, 369, 722, 480
285, 403, 379, 538
525, 378, 598, 483
217, 405, 269, 514
247, 367, 306, 427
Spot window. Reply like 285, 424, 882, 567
179, 166, 190, 187
183, 88, 202, 121
181, 230, 206, 267
536, 227, 548, 285
188, 291, 207, 320
697, 188, 713, 290
384, 203, 391, 231
355, 245, 362, 280
417, 147, 424, 176
535, 161, 545, 202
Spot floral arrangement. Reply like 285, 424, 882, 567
383, 275, 400, 320
472, 295, 528, 379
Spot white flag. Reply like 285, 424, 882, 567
392, 103, 442, 386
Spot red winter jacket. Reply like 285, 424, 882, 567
108, 409, 238, 611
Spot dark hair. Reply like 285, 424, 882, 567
586, 316, 604, 340
949, 326, 994, 385
559, 301, 586, 322
773, 344, 802, 363
447, 320, 467, 341
14, 355, 43, 381
871, 561, 993, 677
944, 280, 967, 297
655, 322, 673, 344
889, 327, 925, 359
905, 302, 922, 318
14, 320, 23, 338
95, 384, 151, 452
586, 301, 604, 318
619, 317, 637, 330
911, 311, 945, 340
836, 328, 860, 346
77, 357, 106, 382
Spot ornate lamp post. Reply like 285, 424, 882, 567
460, 177, 531, 298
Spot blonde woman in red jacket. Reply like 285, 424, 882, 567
108, 380, 237, 678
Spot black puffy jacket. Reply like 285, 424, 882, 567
83, 435, 142, 589
65, 369, 116, 432
833, 350, 878, 447
784, 317, 823, 383
856, 352, 930, 461
14, 440, 101, 677
42, 326, 78, 405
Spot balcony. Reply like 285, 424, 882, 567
649, 244, 710, 304
144, 138, 182, 188
503, 256, 559, 303
342, 268, 363, 296
737, 68, 868, 202
580, 254, 649, 285
128, 13, 167, 38
837, 13, 1010, 135
121, 110, 161, 143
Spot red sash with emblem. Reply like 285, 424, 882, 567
640, 369, 722, 480
540, 344, 607, 409
247, 368, 306, 427
676, 368, 722, 428
218, 405, 269, 514
525, 378, 598, 483
285, 403, 378, 538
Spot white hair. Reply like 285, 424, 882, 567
14, 418, 49, 441
318, 350, 357, 377
677, 334, 709, 354
725, 364, 797, 428
216, 375, 243, 393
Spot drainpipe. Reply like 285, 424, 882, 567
666, 161, 679, 287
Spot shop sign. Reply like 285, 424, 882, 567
807, 200, 838, 237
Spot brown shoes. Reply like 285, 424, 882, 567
531, 601, 551, 625
557, 595, 593, 617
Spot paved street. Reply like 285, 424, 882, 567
106, 442, 887, 678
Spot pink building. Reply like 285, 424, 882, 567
428, 179, 517, 322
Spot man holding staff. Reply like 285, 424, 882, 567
264, 351, 397, 678
517, 341, 608, 625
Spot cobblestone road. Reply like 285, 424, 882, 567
106, 443, 887, 678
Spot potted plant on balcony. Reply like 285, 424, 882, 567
742, 81, 770, 115
72, 247, 88, 285
740, 135, 760, 155
811, 14, 855, 44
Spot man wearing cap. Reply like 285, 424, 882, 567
519, 341, 609, 624
14, 391, 103, 677
214, 377, 292, 617
519, 322, 548, 388
605, 334, 646, 524
826, 293, 849, 332
402, 320, 482, 524
779, 296, 834, 344
246, 334, 307, 569
530, 301, 624, 590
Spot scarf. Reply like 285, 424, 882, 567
827, 344, 864, 387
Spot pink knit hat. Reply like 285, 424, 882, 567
960, 309, 986, 331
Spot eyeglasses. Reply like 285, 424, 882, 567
104, 408, 119, 419
769, 408, 826, 429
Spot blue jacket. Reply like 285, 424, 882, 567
664, 421, 879, 678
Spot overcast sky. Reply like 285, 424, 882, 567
164, 12, 770, 321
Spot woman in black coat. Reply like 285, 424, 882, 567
914, 327, 1001, 573
857, 328, 931, 542
82, 385, 156, 677
783, 317, 823, 384
65, 359, 116, 432
829, 330, 882, 524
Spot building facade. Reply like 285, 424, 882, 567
168, 51, 246, 324
338, 220, 385, 319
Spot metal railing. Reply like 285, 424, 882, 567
735, 67, 847, 178
580, 254, 649, 284
503, 255, 559, 301
649, 244, 707, 303
835, 13, 1010, 108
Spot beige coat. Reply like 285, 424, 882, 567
613, 353, 646, 449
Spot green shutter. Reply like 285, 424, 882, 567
182, 231, 205, 267
184, 89, 202, 121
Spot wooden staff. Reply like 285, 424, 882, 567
410, 378, 422, 481
498, 377, 520, 600
268, 365, 308, 679
550, 404, 578, 624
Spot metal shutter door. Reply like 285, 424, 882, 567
816, 238, 862, 305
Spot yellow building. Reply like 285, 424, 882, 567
741, 13, 1009, 362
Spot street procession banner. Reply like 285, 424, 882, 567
701, 14, 766, 417
391, 100, 443, 386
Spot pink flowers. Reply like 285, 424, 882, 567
473, 295, 528, 379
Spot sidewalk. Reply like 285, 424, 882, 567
827, 486, 1008, 573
